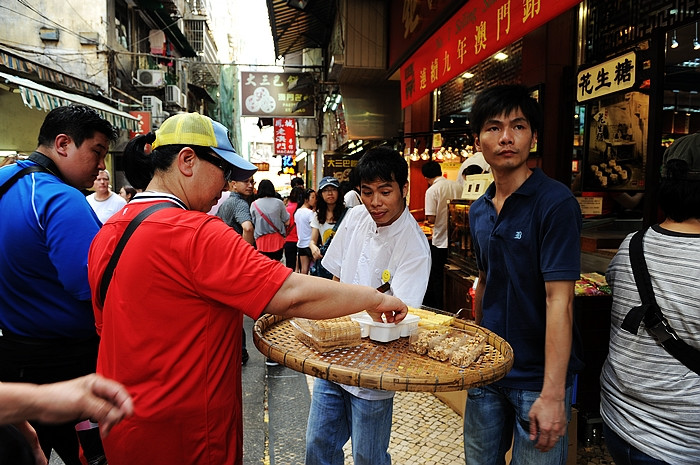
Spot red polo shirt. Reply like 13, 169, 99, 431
88, 197, 291, 465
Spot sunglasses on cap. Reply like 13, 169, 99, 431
196, 151, 235, 183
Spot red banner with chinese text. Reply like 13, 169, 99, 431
128, 111, 151, 139
400, 0, 582, 108
274, 118, 297, 155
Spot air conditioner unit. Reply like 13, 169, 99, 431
165, 85, 181, 105
136, 69, 165, 87
179, 93, 187, 109
142, 95, 163, 116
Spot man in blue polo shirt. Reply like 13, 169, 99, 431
464, 85, 582, 465
0, 105, 117, 465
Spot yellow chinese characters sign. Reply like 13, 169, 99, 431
576, 52, 636, 102
400, 0, 582, 108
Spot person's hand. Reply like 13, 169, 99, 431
310, 243, 323, 261
14, 421, 47, 465
528, 395, 567, 452
365, 294, 408, 324
34, 374, 134, 438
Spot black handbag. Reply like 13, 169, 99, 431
310, 208, 348, 280
0, 425, 34, 465
621, 227, 700, 375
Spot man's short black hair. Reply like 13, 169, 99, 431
355, 146, 408, 188
470, 84, 542, 137
37, 105, 118, 148
290, 177, 304, 188
462, 165, 485, 177
421, 160, 442, 179
659, 159, 700, 221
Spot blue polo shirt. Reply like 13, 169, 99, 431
0, 157, 101, 338
469, 168, 583, 390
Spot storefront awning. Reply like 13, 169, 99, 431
0, 71, 139, 131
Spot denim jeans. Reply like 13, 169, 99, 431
463, 384, 572, 465
305, 379, 393, 465
602, 423, 670, 465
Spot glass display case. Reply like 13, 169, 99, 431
446, 199, 477, 275
444, 198, 478, 316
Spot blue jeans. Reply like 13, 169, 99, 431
305, 379, 393, 465
463, 384, 572, 465
602, 423, 670, 465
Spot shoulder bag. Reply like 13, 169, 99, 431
97, 202, 178, 306
310, 207, 348, 279
621, 227, 700, 375
252, 201, 286, 252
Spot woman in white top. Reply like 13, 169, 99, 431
309, 177, 347, 279
294, 188, 316, 274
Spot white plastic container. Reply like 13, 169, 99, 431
399, 314, 421, 337
350, 313, 421, 342
367, 321, 402, 342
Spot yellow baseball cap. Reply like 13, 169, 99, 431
152, 113, 257, 181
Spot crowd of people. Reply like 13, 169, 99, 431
0, 82, 697, 465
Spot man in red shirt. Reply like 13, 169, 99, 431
88, 113, 407, 465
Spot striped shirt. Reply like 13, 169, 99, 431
601, 224, 700, 464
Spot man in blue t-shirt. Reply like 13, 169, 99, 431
0, 105, 117, 465
464, 85, 582, 465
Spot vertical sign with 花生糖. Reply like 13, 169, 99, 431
399, 0, 582, 108
274, 118, 298, 174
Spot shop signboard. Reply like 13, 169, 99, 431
577, 52, 636, 102
128, 111, 151, 139
399, 0, 582, 108
323, 154, 358, 182
274, 118, 297, 155
240, 71, 314, 117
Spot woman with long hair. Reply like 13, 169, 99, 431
250, 179, 289, 261
283, 186, 305, 270
309, 176, 347, 278
294, 188, 316, 274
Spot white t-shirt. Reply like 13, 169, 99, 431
310, 211, 342, 246
294, 207, 314, 248
86, 192, 127, 224
457, 152, 491, 187
343, 189, 361, 208
322, 205, 431, 400
424, 177, 462, 248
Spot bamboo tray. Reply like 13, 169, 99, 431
253, 314, 514, 392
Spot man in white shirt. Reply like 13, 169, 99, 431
305, 147, 431, 465
86, 169, 126, 224
421, 161, 462, 309
456, 151, 490, 188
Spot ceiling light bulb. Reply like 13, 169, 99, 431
671, 31, 679, 48
694, 39, 700, 50
494, 52, 508, 60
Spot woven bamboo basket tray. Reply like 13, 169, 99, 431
253, 314, 514, 392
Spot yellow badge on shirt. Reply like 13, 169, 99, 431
381, 269, 391, 283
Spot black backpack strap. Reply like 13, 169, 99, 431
622, 227, 700, 375
0, 165, 47, 199
97, 202, 178, 306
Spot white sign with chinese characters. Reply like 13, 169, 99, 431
577, 52, 636, 102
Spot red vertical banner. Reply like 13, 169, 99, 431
273, 118, 297, 155
129, 111, 151, 139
